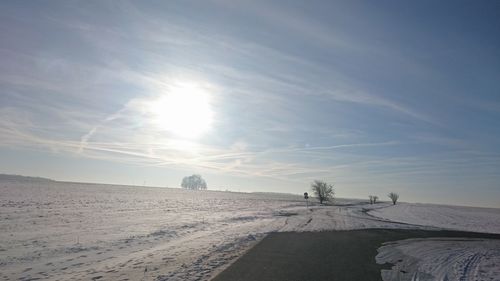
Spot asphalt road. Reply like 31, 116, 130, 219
212, 229, 500, 281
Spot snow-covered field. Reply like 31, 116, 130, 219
0, 181, 302, 281
1, 180, 499, 281
369, 203, 500, 234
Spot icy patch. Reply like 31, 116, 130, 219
376, 238, 500, 281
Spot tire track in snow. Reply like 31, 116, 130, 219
377, 238, 500, 281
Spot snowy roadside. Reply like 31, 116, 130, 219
376, 238, 500, 281
369, 203, 500, 280
0, 182, 305, 281
368, 202, 500, 234
1, 181, 499, 281
0, 182, 414, 281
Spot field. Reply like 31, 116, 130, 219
1, 180, 499, 280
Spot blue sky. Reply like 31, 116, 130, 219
1, 0, 499, 207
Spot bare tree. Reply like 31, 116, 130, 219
369, 195, 379, 204
388, 192, 399, 205
181, 174, 207, 190
311, 180, 334, 204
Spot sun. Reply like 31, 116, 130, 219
150, 81, 214, 138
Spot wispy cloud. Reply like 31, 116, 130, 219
325, 89, 436, 124
0, 97, 402, 183
1, 1, 499, 207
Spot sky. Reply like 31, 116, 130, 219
1, 0, 499, 208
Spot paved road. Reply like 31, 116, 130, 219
212, 229, 500, 281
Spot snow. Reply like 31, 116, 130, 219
368, 202, 500, 234
0, 181, 299, 281
1, 181, 499, 281
376, 238, 500, 281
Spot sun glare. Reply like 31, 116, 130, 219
150, 81, 214, 139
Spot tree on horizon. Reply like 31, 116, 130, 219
388, 192, 399, 205
181, 174, 207, 190
311, 180, 334, 204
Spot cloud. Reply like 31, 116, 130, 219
325, 89, 436, 124
78, 108, 126, 153
0, 96, 403, 184
2, 0, 499, 207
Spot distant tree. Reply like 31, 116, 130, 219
181, 174, 207, 190
369, 195, 380, 204
311, 180, 334, 204
388, 192, 399, 205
